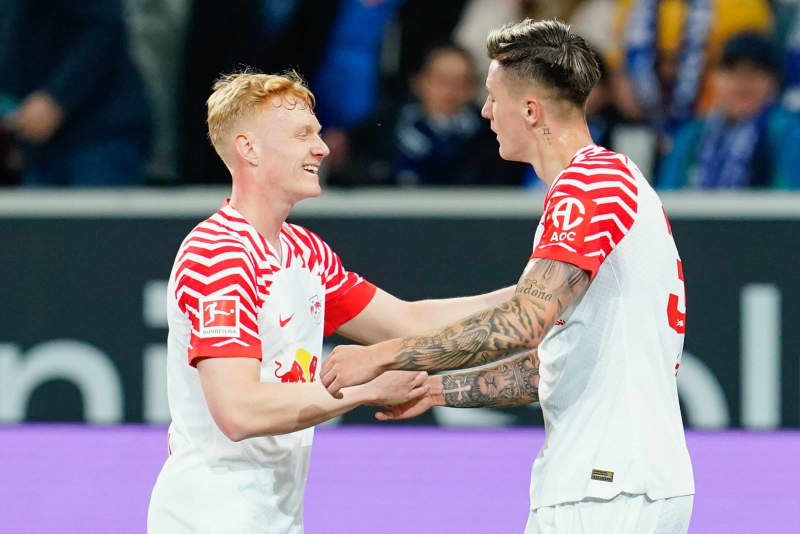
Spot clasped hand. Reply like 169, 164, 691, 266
322, 344, 443, 420
321, 344, 386, 398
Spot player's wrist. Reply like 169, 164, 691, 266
375, 338, 403, 371
345, 383, 373, 405
428, 375, 445, 407
350, 378, 389, 406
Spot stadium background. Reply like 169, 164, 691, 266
2, 1, 800, 532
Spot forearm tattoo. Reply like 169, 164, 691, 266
440, 350, 540, 408
393, 259, 588, 371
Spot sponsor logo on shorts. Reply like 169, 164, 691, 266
591, 469, 614, 482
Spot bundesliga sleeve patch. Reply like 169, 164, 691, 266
198, 296, 240, 338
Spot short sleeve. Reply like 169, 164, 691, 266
532, 165, 638, 279
174, 238, 263, 366
305, 232, 376, 336
324, 276, 377, 336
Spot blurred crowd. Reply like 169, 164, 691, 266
1, 0, 800, 189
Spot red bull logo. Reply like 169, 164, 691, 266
274, 348, 318, 383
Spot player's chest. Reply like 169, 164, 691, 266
255, 265, 326, 384
256, 265, 325, 341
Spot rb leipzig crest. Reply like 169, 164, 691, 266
308, 294, 322, 325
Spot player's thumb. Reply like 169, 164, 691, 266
375, 410, 394, 421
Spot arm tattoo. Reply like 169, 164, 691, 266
393, 259, 588, 371
440, 350, 540, 408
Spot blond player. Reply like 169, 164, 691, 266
322, 20, 695, 534
146, 71, 515, 533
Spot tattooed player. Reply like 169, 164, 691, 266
322, 20, 694, 534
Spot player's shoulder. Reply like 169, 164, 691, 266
282, 222, 332, 258
551, 146, 639, 210
182, 210, 244, 247
283, 222, 316, 241
558, 146, 638, 192
571, 145, 632, 169
176, 208, 260, 267
542, 146, 642, 242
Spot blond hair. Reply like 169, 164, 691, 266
206, 69, 315, 158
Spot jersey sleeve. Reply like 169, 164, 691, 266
174, 236, 263, 366
531, 166, 638, 279
308, 232, 376, 336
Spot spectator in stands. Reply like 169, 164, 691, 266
773, 0, 800, 111
126, 0, 191, 185
586, 53, 626, 152
612, 0, 773, 134
180, 0, 341, 184
0, 0, 150, 186
395, 0, 471, 92
453, 0, 613, 104
658, 33, 800, 189
310, 0, 405, 178
312, 0, 404, 130
329, 43, 525, 186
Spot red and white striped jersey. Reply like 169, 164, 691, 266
528, 145, 694, 509
148, 204, 375, 533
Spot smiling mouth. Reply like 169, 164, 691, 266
302, 164, 319, 175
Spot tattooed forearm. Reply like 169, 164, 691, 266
394, 298, 544, 371
392, 259, 588, 372
439, 350, 540, 408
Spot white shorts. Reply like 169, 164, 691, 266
524, 493, 693, 534
148, 453, 304, 534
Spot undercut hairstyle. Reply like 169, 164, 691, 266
206, 69, 315, 157
487, 19, 600, 106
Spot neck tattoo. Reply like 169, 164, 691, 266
542, 125, 552, 144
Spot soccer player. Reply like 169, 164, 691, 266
321, 20, 695, 533
146, 71, 516, 533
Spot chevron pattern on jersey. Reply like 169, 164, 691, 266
532, 145, 639, 277
173, 204, 372, 365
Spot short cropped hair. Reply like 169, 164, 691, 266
206, 69, 315, 157
487, 19, 600, 106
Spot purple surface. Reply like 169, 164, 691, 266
0, 426, 798, 533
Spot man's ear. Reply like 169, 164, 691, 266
524, 98, 541, 128
234, 133, 258, 166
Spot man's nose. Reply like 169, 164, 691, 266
314, 138, 330, 158
481, 98, 492, 119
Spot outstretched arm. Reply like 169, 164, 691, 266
335, 285, 516, 345
198, 357, 428, 440
390, 259, 585, 370
375, 350, 540, 421
322, 258, 589, 397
